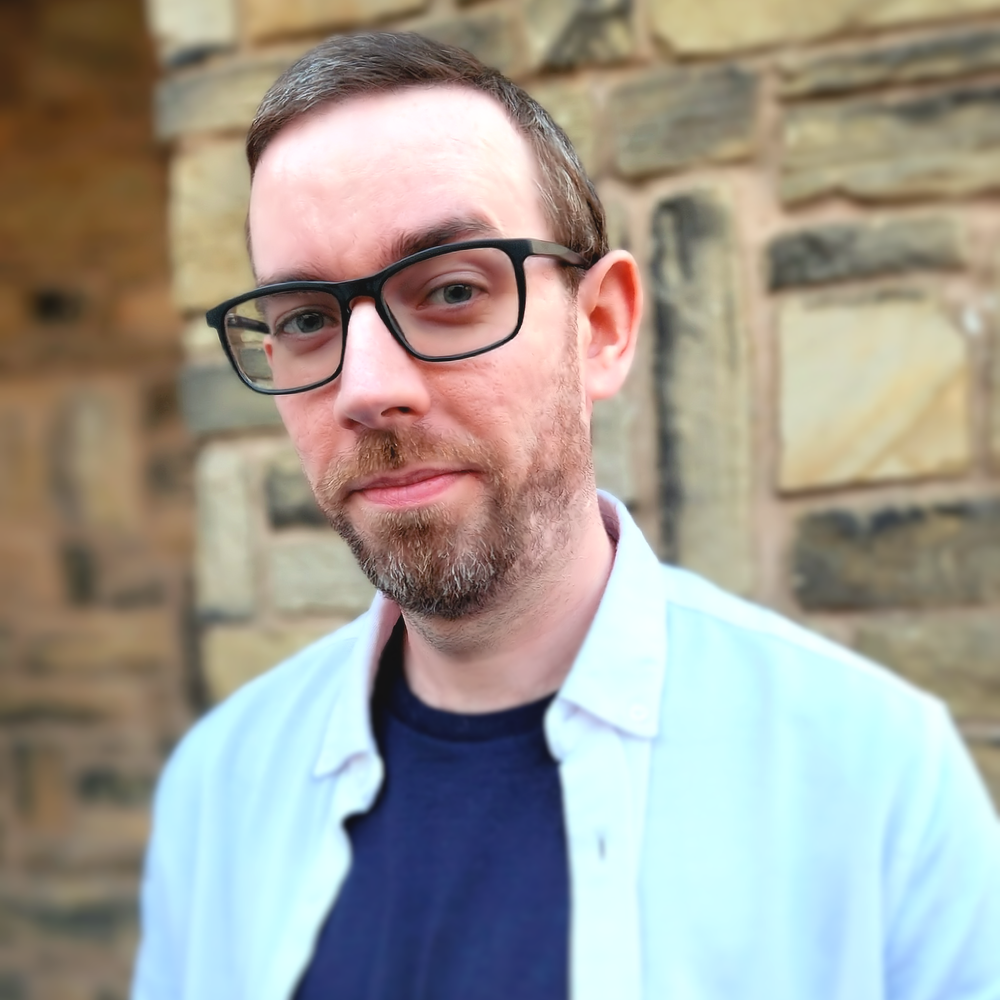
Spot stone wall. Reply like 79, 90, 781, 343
0, 2, 192, 998
150, 0, 1000, 818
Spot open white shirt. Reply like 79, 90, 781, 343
134, 494, 1000, 1000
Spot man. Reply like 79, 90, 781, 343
134, 31, 1000, 1000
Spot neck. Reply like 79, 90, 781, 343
398, 492, 616, 713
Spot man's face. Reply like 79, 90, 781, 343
248, 85, 594, 618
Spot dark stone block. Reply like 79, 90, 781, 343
265, 461, 325, 529
782, 28, 1000, 98
421, 9, 522, 75
767, 216, 962, 291
794, 500, 1000, 610
57, 539, 165, 610
179, 364, 283, 436
0, 973, 24, 1000
146, 446, 194, 500
611, 65, 758, 178
526, 0, 633, 71
0, 895, 136, 942
77, 768, 154, 807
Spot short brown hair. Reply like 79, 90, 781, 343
246, 31, 608, 267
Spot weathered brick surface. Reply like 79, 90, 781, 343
992, 328, 1000, 466
179, 364, 284, 435
767, 216, 963, 290
856, 614, 1000, 721
610, 66, 757, 179
202, 621, 337, 701
195, 443, 256, 620
25, 614, 172, 674
650, 0, 1000, 54
155, 52, 298, 140
528, 79, 597, 173
779, 289, 969, 489
781, 27, 1000, 97
968, 741, 1000, 810
524, 0, 633, 70
782, 85, 1000, 203
265, 451, 326, 529
650, 189, 754, 595
242, 0, 428, 43
420, 8, 523, 76
146, 0, 237, 64
268, 536, 375, 615
169, 140, 253, 312
794, 500, 1000, 610
592, 393, 637, 507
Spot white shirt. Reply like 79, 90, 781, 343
133, 494, 1000, 1000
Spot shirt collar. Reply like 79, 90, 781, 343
313, 491, 668, 776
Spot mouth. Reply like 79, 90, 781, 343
350, 467, 472, 509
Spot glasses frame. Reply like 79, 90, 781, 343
205, 237, 589, 396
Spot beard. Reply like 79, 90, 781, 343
312, 342, 593, 620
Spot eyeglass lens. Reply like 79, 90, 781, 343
223, 246, 520, 391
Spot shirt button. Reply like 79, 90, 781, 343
629, 704, 648, 722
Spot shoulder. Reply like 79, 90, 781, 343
656, 563, 947, 750
156, 613, 369, 810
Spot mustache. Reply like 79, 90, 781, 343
317, 428, 499, 499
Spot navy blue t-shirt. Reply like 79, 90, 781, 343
295, 618, 569, 1000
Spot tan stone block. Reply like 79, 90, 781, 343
195, 443, 256, 620
12, 744, 70, 832
856, 615, 1000, 723
242, 0, 428, 43
779, 289, 970, 490
25, 613, 173, 674
169, 140, 253, 312
50, 383, 142, 531
155, 52, 300, 140
781, 86, 1000, 204
609, 66, 758, 179
650, 188, 754, 595
268, 535, 375, 615
146, 0, 238, 64
592, 393, 637, 507
650, 0, 1000, 55
420, 8, 523, 76
524, 0, 632, 70
528, 79, 596, 174
202, 621, 340, 701
0, 678, 147, 725
991, 327, 1000, 466
0, 394, 44, 521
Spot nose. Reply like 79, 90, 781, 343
331, 298, 432, 430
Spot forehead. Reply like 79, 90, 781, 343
248, 85, 552, 281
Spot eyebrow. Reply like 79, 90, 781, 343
254, 216, 502, 288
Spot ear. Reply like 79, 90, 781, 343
575, 249, 642, 404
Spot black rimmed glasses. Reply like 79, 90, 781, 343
205, 238, 588, 395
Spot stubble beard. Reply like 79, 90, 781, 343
312, 340, 593, 621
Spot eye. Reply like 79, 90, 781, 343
430, 283, 476, 306
278, 309, 332, 336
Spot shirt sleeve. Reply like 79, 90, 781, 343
886, 703, 1000, 999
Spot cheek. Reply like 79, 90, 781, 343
274, 393, 342, 479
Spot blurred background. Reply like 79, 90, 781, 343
1, 0, 999, 996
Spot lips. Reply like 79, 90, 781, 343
351, 468, 468, 509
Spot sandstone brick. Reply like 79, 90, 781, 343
180, 364, 283, 437
242, 0, 428, 43
0, 679, 146, 725
529, 79, 596, 175
0, 884, 136, 943
58, 538, 168, 609
146, 0, 237, 64
610, 66, 758, 179
779, 289, 969, 490
11, 744, 70, 832
524, 0, 632, 71
202, 621, 337, 702
855, 615, 1000, 722
650, 189, 754, 595
781, 27, 1000, 98
155, 52, 298, 140
169, 140, 253, 312
265, 450, 325, 529
268, 536, 375, 616
25, 614, 172, 674
76, 768, 154, 807
794, 499, 1000, 610
650, 0, 1000, 54
992, 328, 1000, 467
49, 384, 141, 531
767, 215, 963, 291
968, 740, 1000, 811
195, 443, 255, 620
420, 8, 522, 76
782, 85, 1000, 204
592, 394, 637, 507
